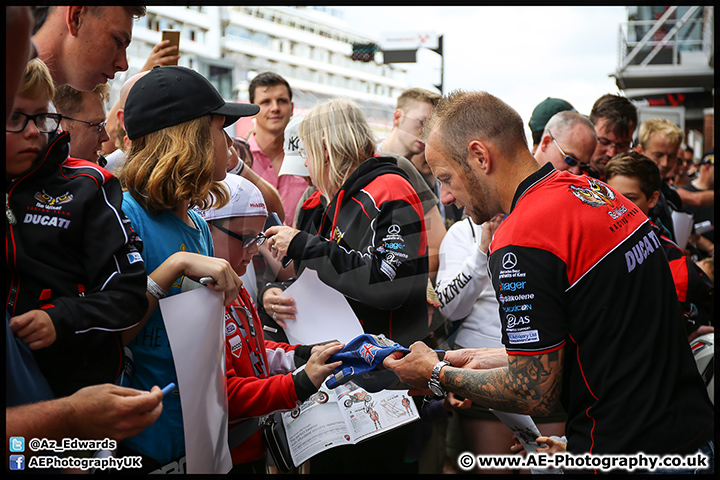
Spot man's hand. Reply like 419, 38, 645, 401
443, 348, 508, 370
7, 383, 165, 449
67, 384, 164, 441
382, 341, 441, 390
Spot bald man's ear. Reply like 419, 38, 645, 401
539, 133, 552, 153
468, 140, 491, 173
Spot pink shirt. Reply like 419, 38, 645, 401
248, 133, 308, 226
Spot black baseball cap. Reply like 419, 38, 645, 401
124, 66, 260, 140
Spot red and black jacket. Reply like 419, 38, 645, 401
6, 131, 148, 397
652, 221, 714, 334
225, 286, 314, 465
488, 163, 713, 455
288, 156, 429, 347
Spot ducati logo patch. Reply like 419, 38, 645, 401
569, 177, 616, 208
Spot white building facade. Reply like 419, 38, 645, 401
114, 6, 409, 137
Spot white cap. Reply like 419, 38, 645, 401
279, 114, 309, 177
196, 174, 267, 221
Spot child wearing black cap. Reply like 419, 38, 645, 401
115, 66, 260, 471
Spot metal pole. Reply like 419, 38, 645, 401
433, 35, 444, 94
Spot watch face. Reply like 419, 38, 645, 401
429, 381, 444, 397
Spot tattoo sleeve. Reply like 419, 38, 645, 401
442, 348, 564, 415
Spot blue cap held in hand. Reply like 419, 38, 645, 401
325, 334, 444, 392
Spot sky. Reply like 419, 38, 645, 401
335, 6, 629, 142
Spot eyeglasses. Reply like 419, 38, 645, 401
548, 131, 579, 167
597, 136, 631, 153
62, 116, 107, 133
210, 222, 267, 248
6, 112, 62, 134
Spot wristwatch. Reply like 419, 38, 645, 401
428, 360, 451, 397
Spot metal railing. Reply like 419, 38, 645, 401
617, 6, 713, 70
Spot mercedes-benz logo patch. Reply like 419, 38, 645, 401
502, 252, 517, 270
388, 224, 401, 235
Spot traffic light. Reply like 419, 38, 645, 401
351, 43, 377, 62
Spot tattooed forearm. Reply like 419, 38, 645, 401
442, 348, 564, 416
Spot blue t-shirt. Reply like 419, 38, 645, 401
119, 192, 214, 465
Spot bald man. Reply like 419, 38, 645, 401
534, 111, 597, 175
384, 90, 713, 471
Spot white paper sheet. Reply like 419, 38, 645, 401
160, 286, 232, 474
488, 409, 543, 454
281, 268, 364, 345
672, 210, 694, 250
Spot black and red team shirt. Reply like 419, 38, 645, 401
488, 163, 713, 455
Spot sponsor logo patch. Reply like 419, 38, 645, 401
127, 252, 143, 264
380, 259, 397, 281
225, 322, 237, 336
503, 304, 532, 313
507, 330, 539, 344
506, 314, 531, 329
501, 252, 517, 270
499, 293, 535, 303
229, 335, 243, 357
500, 281, 526, 292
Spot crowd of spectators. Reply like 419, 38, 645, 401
6, 5, 713, 475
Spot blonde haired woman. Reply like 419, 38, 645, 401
265, 97, 428, 345
263, 98, 429, 473
115, 66, 258, 470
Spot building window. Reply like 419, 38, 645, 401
225, 25, 252, 43
209, 65, 233, 99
